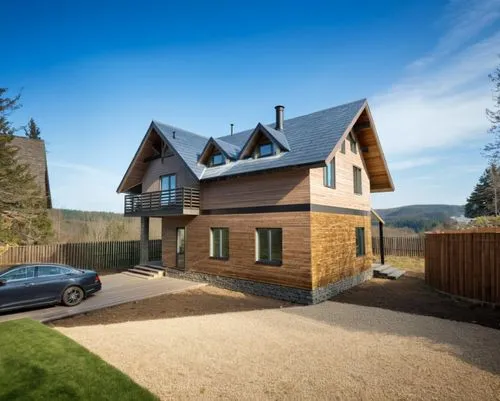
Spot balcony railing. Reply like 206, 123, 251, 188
124, 187, 200, 216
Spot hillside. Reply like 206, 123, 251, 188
375, 204, 465, 232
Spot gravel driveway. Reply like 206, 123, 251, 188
57, 301, 500, 401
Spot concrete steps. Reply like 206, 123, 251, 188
373, 264, 406, 280
122, 262, 166, 280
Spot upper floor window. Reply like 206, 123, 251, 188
209, 153, 225, 167
323, 158, 335, 188
341, 140, 346, 154
353, 166, 362, 194
257, 142, 274, 158
348, 133, 357, 154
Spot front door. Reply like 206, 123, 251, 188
176, 227, 185, 269
160, 174, 176, 205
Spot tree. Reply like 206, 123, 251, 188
24, 117, 41, 139
465, 165, 500, 218
0, 88, 52, 245
484, 61, 500, 163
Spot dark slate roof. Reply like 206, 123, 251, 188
153, 99, 366, 181
10, 136, 52, 208
214, 138, 241, 159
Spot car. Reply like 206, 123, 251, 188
0, 263, 101, 312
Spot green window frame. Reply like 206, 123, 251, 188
355, 227, 365, 257
353, 166, 362, 195
256, 228, 282, 265
323, 158, 335, 188
210, 228, 229, 259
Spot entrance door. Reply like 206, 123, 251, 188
160, 174, 176, 205
176, 227, 185, 269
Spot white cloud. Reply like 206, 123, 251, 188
390, 157, 439, 171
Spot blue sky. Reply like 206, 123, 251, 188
2, 0, 500, 212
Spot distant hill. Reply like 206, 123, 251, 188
375, 204, 465, 233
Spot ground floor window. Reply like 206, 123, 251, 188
355, 227, 365, 256
210, 228, 229, 259
256, 228, 282, 265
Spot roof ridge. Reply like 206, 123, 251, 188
152, 120, 208, 140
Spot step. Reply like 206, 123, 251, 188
388, 270, 406, 280
127, 268, 160, 277
133, 265, 165, 275
373, 264, 393, 274
377, 267, 399, 276
121, 271, 156, 280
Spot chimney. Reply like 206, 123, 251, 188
230, 123, 234, 136
275, 105, 284, 131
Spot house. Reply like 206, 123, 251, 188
10, 136, 52, 208
117, 99, 394, 303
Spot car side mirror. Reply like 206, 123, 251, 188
0, 279, 6, 287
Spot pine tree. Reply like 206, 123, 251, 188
465, 165, 500, 217
0, 88, 52, 245
24, 117, 42, 139
484, 61, 500, 163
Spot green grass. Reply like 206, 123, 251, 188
384, 256, 425, 274
0, 319, 158, 401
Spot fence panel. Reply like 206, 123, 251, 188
425, 232, 500, 305
372, 236, 424, 257
0, 239, 162, 271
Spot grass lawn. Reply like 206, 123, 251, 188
381, 255, 425, 275
0, 319, 158, 401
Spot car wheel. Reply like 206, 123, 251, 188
61, 286, 84, 307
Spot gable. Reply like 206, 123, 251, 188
238, 123, 290, 159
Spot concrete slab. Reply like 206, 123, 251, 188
0, 274, 205, 323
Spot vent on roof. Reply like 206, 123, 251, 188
275, 105, 284, 131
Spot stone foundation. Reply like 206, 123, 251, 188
165, 267, 372, 304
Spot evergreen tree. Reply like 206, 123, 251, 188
0, 88, 52, 245
24, 117, 41, 139
484, 61, 500, 163
465, 165, 500, 217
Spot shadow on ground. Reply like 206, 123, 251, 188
330, 273, 500, 330
53, 286, 291, 327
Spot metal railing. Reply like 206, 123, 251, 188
124, 187, 200, 215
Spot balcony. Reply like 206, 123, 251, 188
124, 187, 200, 217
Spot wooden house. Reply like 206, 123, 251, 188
117, 99, 394, 303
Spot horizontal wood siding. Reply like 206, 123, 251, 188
143, 154, 198, 193
425, 232, 500, 305
0, 240, 162, 270
311, 212, 372, 288
162, 213, 312, 289
201, 168, 310, 210
310, 143, 371, 211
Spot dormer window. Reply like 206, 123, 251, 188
257, 142, 274, 158
209, 153, 225, 167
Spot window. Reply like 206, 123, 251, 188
256, 228, 282, 265
37, 265, 71, 277
341, 140, 346, 154
209, 153, 225, 167
0, 266, 35, 282
323, 158, 335, 188
349, 133, 357, 153
160, 174, 177, 205
210, 228, 229, 259
353, 166, 362, 194
355, 227, 365, 257
258, 142, 274, 158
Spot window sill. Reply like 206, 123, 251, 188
210, 256, 229, 261
256, 260, 282, 267
324, 185, 336, 189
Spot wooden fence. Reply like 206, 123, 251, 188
425, 232, 500, 305
0, 240, 162, 270
372, 236, 424, 257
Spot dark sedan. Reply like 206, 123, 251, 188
0, 264, 101, 312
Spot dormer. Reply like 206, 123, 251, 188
198, 137, 241, 167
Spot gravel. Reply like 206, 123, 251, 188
57, 300, 500, 401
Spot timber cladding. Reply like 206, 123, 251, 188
311, 212, 372, 289
162, 212, 312, 289
200, 168, 310, 210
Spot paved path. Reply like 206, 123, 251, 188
0, 274, 205, 323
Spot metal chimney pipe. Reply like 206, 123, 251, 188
275, 105, 284, 131
172, 131, 176, 139
230, 123, 234, 136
